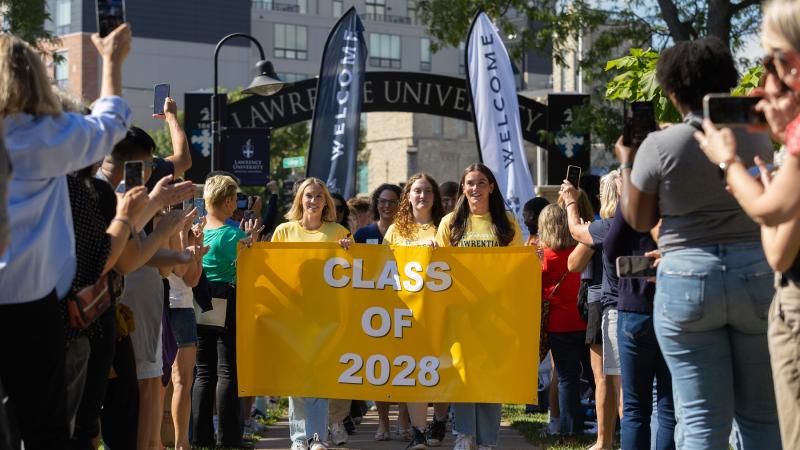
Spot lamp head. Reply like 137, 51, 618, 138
243, 60, 286, 96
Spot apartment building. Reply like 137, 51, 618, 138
45, 0, 552, 192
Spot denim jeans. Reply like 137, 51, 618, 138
618, 310, 675, 450
452, 403, 501, 445
289, 397, 329, 442
654, 243, 781, 450
549, 331, 585, 435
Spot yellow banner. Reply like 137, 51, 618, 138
236, 242, 541, 404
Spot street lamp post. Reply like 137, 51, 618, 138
211, 33, 286, 172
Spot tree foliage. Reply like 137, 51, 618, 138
1, 0, 61, 59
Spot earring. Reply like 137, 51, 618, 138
792, 67, 798, 76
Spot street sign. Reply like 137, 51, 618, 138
282, 156, 305, 169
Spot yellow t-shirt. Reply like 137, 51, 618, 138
383, 222, 437, 247
271, 220, 350, 243
435, 211, 523, 247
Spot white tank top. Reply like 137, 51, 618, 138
167, 273, 194, 309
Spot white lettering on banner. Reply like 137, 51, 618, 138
322, 258, 452, 292
330, 30, 359, 169
330, 255, 446, 389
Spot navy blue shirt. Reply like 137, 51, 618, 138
604, 205, 657, 314
354, 223, 383, 244
588, 218, 618, 309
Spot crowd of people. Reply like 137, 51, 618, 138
3, 0, 800, 450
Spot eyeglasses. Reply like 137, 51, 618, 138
762, 51, 792, 93
377, 199, 399, 206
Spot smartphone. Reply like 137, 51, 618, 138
182, 197, 194, 211
193, 198, 206, 225
623, 101, 657, 149
616, 256, 657, 278
703, 94, 767, 127
746, 163, 776, 178
236, 193, 249, 210
566, 165, 581, 188
96, 0, 125, 38
123, 160, 143, 192
153, 84, 170, 116
243, 210, 256, 220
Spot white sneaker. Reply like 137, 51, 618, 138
453, 433, 475, 450
546, 417, 560, 435
291, 439, 309, 450
330, 421, 348, 445
310, 433, 328, 450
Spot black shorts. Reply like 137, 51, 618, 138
585, 302, 603, 345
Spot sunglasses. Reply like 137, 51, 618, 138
762, 51, 792, 93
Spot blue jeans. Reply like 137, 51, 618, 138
618, 310, 675, 450
654, 243, 781, 450
549, 331, 585, 435
452, 403, 501, 445
289, 397, 329, 442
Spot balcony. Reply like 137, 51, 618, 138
364, 13, 411, 24
252, 1, 301, 13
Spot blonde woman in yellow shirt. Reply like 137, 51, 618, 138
271, 178, 350, 450
435, 163, 522, 450
383, 173, 446, 449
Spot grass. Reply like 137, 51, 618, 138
501, 404, 598, 450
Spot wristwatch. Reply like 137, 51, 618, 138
718, 156, 742, 174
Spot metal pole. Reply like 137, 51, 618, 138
212, 33, 267, 173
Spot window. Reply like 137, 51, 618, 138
453, 119, 467, 138
274, 24, 307, 60
366, 0, 385, 16
54, 51, 68, 88
332, 0, 342, 16
420, 38, 431, 71
369, 33, 401, 68
431, 116, 443, 136
408, 0, 418, 25
55, 0, 71, 34
252, 0, 305, 13
277, 72, 308, 83
458, 42, 466, 75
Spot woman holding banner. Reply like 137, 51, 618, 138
383, 173, 447, 449
271, 177, 350, 450
435, 163, 522, 450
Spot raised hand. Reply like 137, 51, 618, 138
150, 175, 195, 209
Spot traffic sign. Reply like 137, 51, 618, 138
282, 156, 305, 169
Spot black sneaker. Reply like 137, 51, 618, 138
407, 427, 428, 449
426, 417, 446, 447
343, 414, 357, 434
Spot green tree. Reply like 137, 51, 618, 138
1, 0, 62, 58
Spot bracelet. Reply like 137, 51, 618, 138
112, 217, 136, 236
565, 201, 577, 208
620, 162, 633, 170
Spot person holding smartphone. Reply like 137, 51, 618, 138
435, 163, 522, 450
617, 36, 780, 449
695, 2, 800, 446
0, 24, 131, 449
271, 178, 350, 450
192, 175, 261, 449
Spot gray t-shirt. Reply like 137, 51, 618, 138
0, 136, 9, 256
631, 112, 772, 252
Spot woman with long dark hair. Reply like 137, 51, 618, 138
435, 163, 522, 449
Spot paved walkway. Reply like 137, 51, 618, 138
255, 405, 537, 450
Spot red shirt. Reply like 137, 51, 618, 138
542, 246, 586, 333
787, 114, 800, 157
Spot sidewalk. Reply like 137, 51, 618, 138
255, 405, 538, 450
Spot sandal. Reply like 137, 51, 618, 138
375, 430, 391, 441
